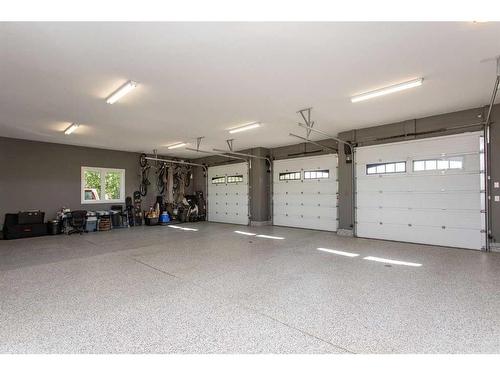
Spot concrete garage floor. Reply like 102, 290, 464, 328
1, 222, 499, 354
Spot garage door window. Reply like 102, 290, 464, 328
81, 167, 125, 204
366, 162, 406, 175
413, 157, 464, 172
279, 172, 301, 181
304, 170, 329, 179
211, 176, 226, 184
227, 175, 243, 183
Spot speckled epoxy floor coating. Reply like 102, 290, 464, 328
1, 222, 499, 353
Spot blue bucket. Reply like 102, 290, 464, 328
159, 212, 170, 225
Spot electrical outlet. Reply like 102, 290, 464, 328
495, 196, 500, 202
494, 181, 500, 188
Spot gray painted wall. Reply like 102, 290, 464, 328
487, 104, 500, 242
0, 137, 152, 229
2, 103, 499, 242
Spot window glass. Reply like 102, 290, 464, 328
385, 163, 395, 173
413, 157, 464, 172
413, 161, 425, 171
105, 171, 121, 200
82, 167, 124, 203
395, 162, 406, 172
367, 162, 405, 175
279, 172, 301, 181
84, 170, 102, 201
437, 160, 449, 169
449, 159, 463, 169
211, 176, 225, 184
227, 175, 243, 183
425, 160, 437, 170
304, 169, 329, 179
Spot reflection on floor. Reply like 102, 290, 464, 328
1, 222, 499, 353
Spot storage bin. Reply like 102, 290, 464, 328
145, 217, 158, 226
85, 217, 98, 232
48, 220, 61, 235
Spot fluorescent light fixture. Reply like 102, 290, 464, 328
363, 256, 422, 267
229, 122, 261, 134
351, 78, 423, 103
256, 234, 284, 240
234, 230, 257, 236
167, 142, 187, 150
64, 123, 79, 135
317, 248, 359, 257
106, 80, 138, 104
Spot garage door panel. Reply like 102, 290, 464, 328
357, 191, 481, 211
356, 207, 483, 229
274, 193, 337, 205
208, 163, 249, 225
356, 222, 483, 249
355, 132, 485, 250
357, 174, 480, 193
274, 215, 337, 231
273, 154, 338, 231
276, 205, 337, 217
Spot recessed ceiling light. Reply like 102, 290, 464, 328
167, 142, 187, 150
63, 123, 79, 135
351, 78, 423, 103
229, 122, 261, 134
106, 80, 138, 104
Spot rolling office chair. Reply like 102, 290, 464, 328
68, 210, 87, 235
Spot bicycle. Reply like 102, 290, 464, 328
156, 162, 168, 195
139, 153, 151, 197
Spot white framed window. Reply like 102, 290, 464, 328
304, 169, 330, 179
366, 161, 406, 175
279, 171, 301, 181
81, 167, 125, 204
413, 157, 464, 172
211, 176, 226, 184
227, 175, 244, 183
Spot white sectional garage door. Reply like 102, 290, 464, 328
355, 132, 486, 250
273, 154, 338, 231
208, 162, 249, 225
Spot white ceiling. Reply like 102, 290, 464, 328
1, 22, 500, 157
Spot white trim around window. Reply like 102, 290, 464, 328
81, 166, 126, 204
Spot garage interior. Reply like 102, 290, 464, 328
1, 22, 500, 354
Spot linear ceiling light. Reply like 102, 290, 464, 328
106, 80, 138, 104
228, 122, 261, 134
351, 78, 423, 103
63, 123, 79, 135
167, 142, 187, 150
